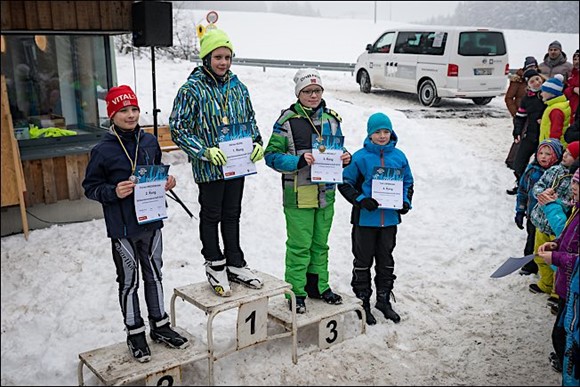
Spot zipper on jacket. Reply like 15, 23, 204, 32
380, 149, 385, 226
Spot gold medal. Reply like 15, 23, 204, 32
318, 145, 326, 153
222, 117, 229, 125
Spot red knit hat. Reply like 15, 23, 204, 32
567, 141, 579, 160
105, 85, 139, 118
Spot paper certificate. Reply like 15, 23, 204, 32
371, 167, 403, 209
217, 123, 257, 180
310, 134, 344, 184
132, 165, 169, 224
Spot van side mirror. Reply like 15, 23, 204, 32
366, 44, 373, 52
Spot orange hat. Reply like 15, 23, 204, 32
105, 85, 139, 118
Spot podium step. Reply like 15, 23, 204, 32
78, 327, 207, 386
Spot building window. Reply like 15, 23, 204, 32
1, 34, 114, 158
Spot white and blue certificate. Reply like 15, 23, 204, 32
371, 167, 403, 209
217, 123, 257, 180
132, 165, 169, 224
310, 134, 344, 184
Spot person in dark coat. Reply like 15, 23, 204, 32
83, 85, 188, 363
507, 68, 547, 195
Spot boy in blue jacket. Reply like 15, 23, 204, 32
83, 86, 188, 363
338, 112, 414, 325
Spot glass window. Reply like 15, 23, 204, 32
420, 32, 447, 55
373, 32, 395, 53
1, 34, 113, 152
394, 32, 427, 54
458, 32, 506, 56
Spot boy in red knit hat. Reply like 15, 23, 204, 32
83, 85, 189, 363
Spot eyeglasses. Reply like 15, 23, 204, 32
300, 88, 323, 96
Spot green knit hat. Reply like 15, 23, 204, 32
199, 28, 234, 59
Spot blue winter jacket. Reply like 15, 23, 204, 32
339, 129, 414, 227
515, 160, 546, 216
82, 126, 164, 239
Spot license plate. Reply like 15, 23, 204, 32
474, 68, 493, 76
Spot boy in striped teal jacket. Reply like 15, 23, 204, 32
169, 28, 264, 297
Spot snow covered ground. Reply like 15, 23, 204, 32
2, 9, 578, 386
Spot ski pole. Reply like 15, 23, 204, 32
166, 189, 196, 219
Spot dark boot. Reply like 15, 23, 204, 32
305, 273, 321, 299
376, 291, 400, 323
354, 290, 376, 325
126, 324, 151, 363
149, 314, 189, 349
362, 298, 376, 325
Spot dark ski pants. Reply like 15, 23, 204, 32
524, 218, 536, 256
513, 136, 538, 182
112, 229, 165, 329
198, 177, 246, 267
351, 224, 397, 298
552, 297, 567, 366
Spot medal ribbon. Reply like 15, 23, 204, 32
113, 126, 140, 177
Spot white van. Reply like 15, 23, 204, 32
354, 26, 509, 106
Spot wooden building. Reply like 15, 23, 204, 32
1, 1, 134, 238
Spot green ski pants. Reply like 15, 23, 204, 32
283, 205, 335, 298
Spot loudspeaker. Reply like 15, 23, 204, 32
132, 1, 173, 47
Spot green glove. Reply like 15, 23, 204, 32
250, 143, 264, 163
205, 147, 227, 166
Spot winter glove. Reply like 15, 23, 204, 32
205, 147, 227, 166
514, 212, 525, 230
359, 197, 379, 211
250, 143, 264, 163
397, 202, 410, 215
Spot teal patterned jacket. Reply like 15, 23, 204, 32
530, 163, 573, 235
169, 66, 262, 183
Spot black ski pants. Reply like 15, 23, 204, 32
198, 177, 246, 267
351, 224, 397, 299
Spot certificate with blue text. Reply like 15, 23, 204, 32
310, 134, 344, 184
133, 165, 169, 224
371, 167, 403, 209
217, 123, 257, 180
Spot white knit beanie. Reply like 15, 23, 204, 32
293, 68, 324, 97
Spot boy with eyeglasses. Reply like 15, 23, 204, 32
264, 68, 351, 314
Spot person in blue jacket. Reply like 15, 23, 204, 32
338, 112, 414, 325
83, 85, 188, 363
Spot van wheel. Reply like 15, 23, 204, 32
359, 70, 371, 93
472, 97, 494, 105
418, 80, 441, 107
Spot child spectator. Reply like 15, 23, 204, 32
529, 141, 579, 296
561, 257, 579, 386
338, 112, 414, 325
563, 49, 579, 125
539, 74, 572, 146
508, 68, 547, 195
537, 169, 579, 374
515, 139, 563, 276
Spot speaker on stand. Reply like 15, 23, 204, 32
131, 1, 173, 138
131, 1, 193, 217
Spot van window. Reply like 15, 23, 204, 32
394, 32, 447, 55
394, 32, 422, 54
373, 32, 395, 53
458, 32, 506, 56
